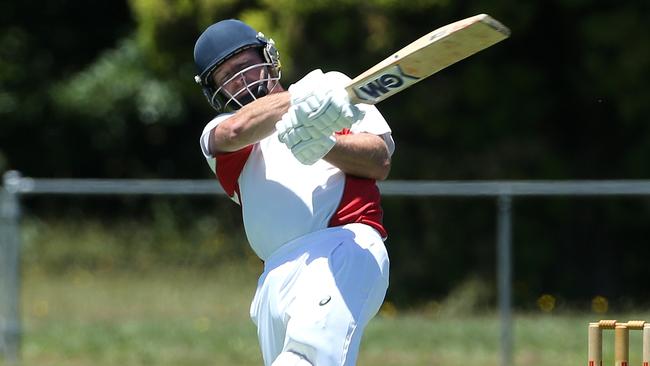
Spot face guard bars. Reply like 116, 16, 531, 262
195, 32, 281, 112
211, 62, 281, 111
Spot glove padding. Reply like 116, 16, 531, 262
293, 90, 363, 133
290, 134, 336, 166
277, 70, 365, 148
288, 69, 329, 105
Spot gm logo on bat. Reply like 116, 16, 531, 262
353, 65, 420, 103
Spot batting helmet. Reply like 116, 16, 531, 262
193, 19, 281, 112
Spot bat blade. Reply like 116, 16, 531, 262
347, 14, 510, 105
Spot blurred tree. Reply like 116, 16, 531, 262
0, 0, 133, 176
2, 0, 650, 306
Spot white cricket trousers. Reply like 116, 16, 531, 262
249, 223, 390, 366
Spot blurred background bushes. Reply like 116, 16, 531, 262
2, 0, 650, 309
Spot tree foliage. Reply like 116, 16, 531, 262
2, 0, 650, 306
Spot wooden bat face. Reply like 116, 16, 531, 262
346, 14, 511, 105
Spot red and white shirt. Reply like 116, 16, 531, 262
200, 103, 394, 260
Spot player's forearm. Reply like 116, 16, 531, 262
209, 91, 290, 153
324, 133, 391, 180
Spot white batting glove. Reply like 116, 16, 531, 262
276, 121, 323, 149
296, 88, 363, 133
277, 97, 363, 148
278, 71, 364, 148
288, 69, 329, 105
290, 134, 336, 165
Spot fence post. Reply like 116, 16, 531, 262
497, 194, 513, 366
1, 170, 22, 365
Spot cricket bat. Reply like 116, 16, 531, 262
347, 14, 510, 105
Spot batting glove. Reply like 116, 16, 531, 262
278, 71, 364, 148
288, 69, 329, 105
290, 134, 337, 165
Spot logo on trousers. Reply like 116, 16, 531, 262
319, 295, 332, 306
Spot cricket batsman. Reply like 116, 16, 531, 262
193, 19, 395, 366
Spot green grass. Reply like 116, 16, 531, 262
10, 264, 650, 366
18, 263, 262, 366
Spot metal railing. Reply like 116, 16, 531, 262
3, 170, 650, 366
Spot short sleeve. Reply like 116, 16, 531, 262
351, 104, 395, 156
199, 112, 235, 173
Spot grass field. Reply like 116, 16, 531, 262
10, 263, 649, 366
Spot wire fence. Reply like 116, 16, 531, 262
3, 170, 650, 366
